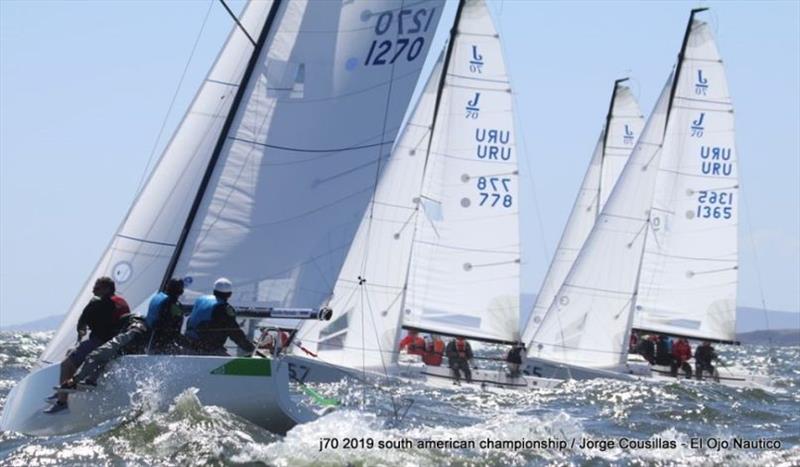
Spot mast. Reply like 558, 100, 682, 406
596, 77, 628, 216
390, 0, 466, 362
160, 0, 283, 290
664, 7, 707, 133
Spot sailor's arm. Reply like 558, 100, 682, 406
221, 306, 255, 353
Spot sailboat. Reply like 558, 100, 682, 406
295, 0, 560, 390
521, 79, 645, 346
523, 8, 767, 388
1, 0, 447, 436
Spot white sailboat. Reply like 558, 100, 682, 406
521, 79, 645, 346
1, 0, 446, 436
295, 0, 560, 390
523, 8, 767, 388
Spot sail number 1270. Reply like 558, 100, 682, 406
364, 8, 436, 66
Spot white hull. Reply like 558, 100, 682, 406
1, 355, 322, 436
517, 354, 771, 390
626, 354, 771, 390
401, 364, 563, 390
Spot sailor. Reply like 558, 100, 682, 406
505, 342, 525, 377
145, 277, 189, 354
398, 329, 426, 357
46, 277, 128, 413
445, 336, 473, 384
422, 334, 445, 366
184, 278, 255, 356
654, 334, 674, 367
635, 335, 657, 364
670, 337, 693, 378
258, 327, 290, 356
53, 313, 150, 409
695, 341, 719, 381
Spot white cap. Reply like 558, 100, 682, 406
213, 277, 233, 293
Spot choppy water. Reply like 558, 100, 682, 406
1, 331, 798, 466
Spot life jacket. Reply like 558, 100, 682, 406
111, 295, 130, 321
672, 340, 692, 361
423, 339, 445, 366
145, 292, 169, 328
185, 295, 220, 340
408, 336, 426, 356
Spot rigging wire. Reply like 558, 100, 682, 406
218, 0, 257, 46
132, 0, 215, 198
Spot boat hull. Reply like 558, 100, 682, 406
0, 355, 317, 436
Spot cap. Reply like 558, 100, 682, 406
214, 277, 233, 294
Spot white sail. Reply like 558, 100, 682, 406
522, 83, 644, 345
296, 53, 446, 371
527, 74, 673, 368
172, 0, 445, 312
40, 1, 276, 364
634, 20, 738, 342
400, 0, 520, 343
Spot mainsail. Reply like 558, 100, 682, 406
633, 17, 738, 343
528, 8, 737, 368
41, 0, 445, 364
522, 80, 644, 346
299, 0, 521, 370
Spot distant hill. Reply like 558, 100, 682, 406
737, 329, 800, 346
2, 298, 798, 335
520, 293, 798, 335
0, 313, 63, 332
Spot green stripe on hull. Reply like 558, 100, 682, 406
210, 358, 272, 377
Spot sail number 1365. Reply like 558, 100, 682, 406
364, 8, 436, 66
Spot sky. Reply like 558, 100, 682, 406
1, 0, 798, 326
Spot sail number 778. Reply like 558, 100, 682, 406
477, 176, 513, 207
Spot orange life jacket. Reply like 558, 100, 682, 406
408, 336, 426, 356
423, 339, 445, 366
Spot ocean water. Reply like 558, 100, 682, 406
0, 331, 798, 466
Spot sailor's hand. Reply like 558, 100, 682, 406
77, 329, 87, 341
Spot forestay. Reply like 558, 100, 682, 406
527, 74, 673, 368
40, 1, 276, 364
170, 0, 444, 311
400, 0, 520, 344
522, 82, 644, 345
634, 19, 738, 342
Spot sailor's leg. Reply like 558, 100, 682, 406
461, 362, 472, 383
75, 329, 140, 384
682, 362, 693, 378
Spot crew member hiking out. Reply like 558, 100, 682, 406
695, 341, 719, 382
422, 334, 445, 366
56, 313, 150, 406
670, 337, 693, 378
446, 336, 473, 384
145, 277, 189, 354
185, 278, 255, 356
398, 329, 425, 357
46, 277, 128, 414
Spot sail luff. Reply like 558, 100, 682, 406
665, 8, 708, 133
598, 78, 628, 215
161, 0, 283, 289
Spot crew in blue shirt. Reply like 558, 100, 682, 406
185, 278, 254, 355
